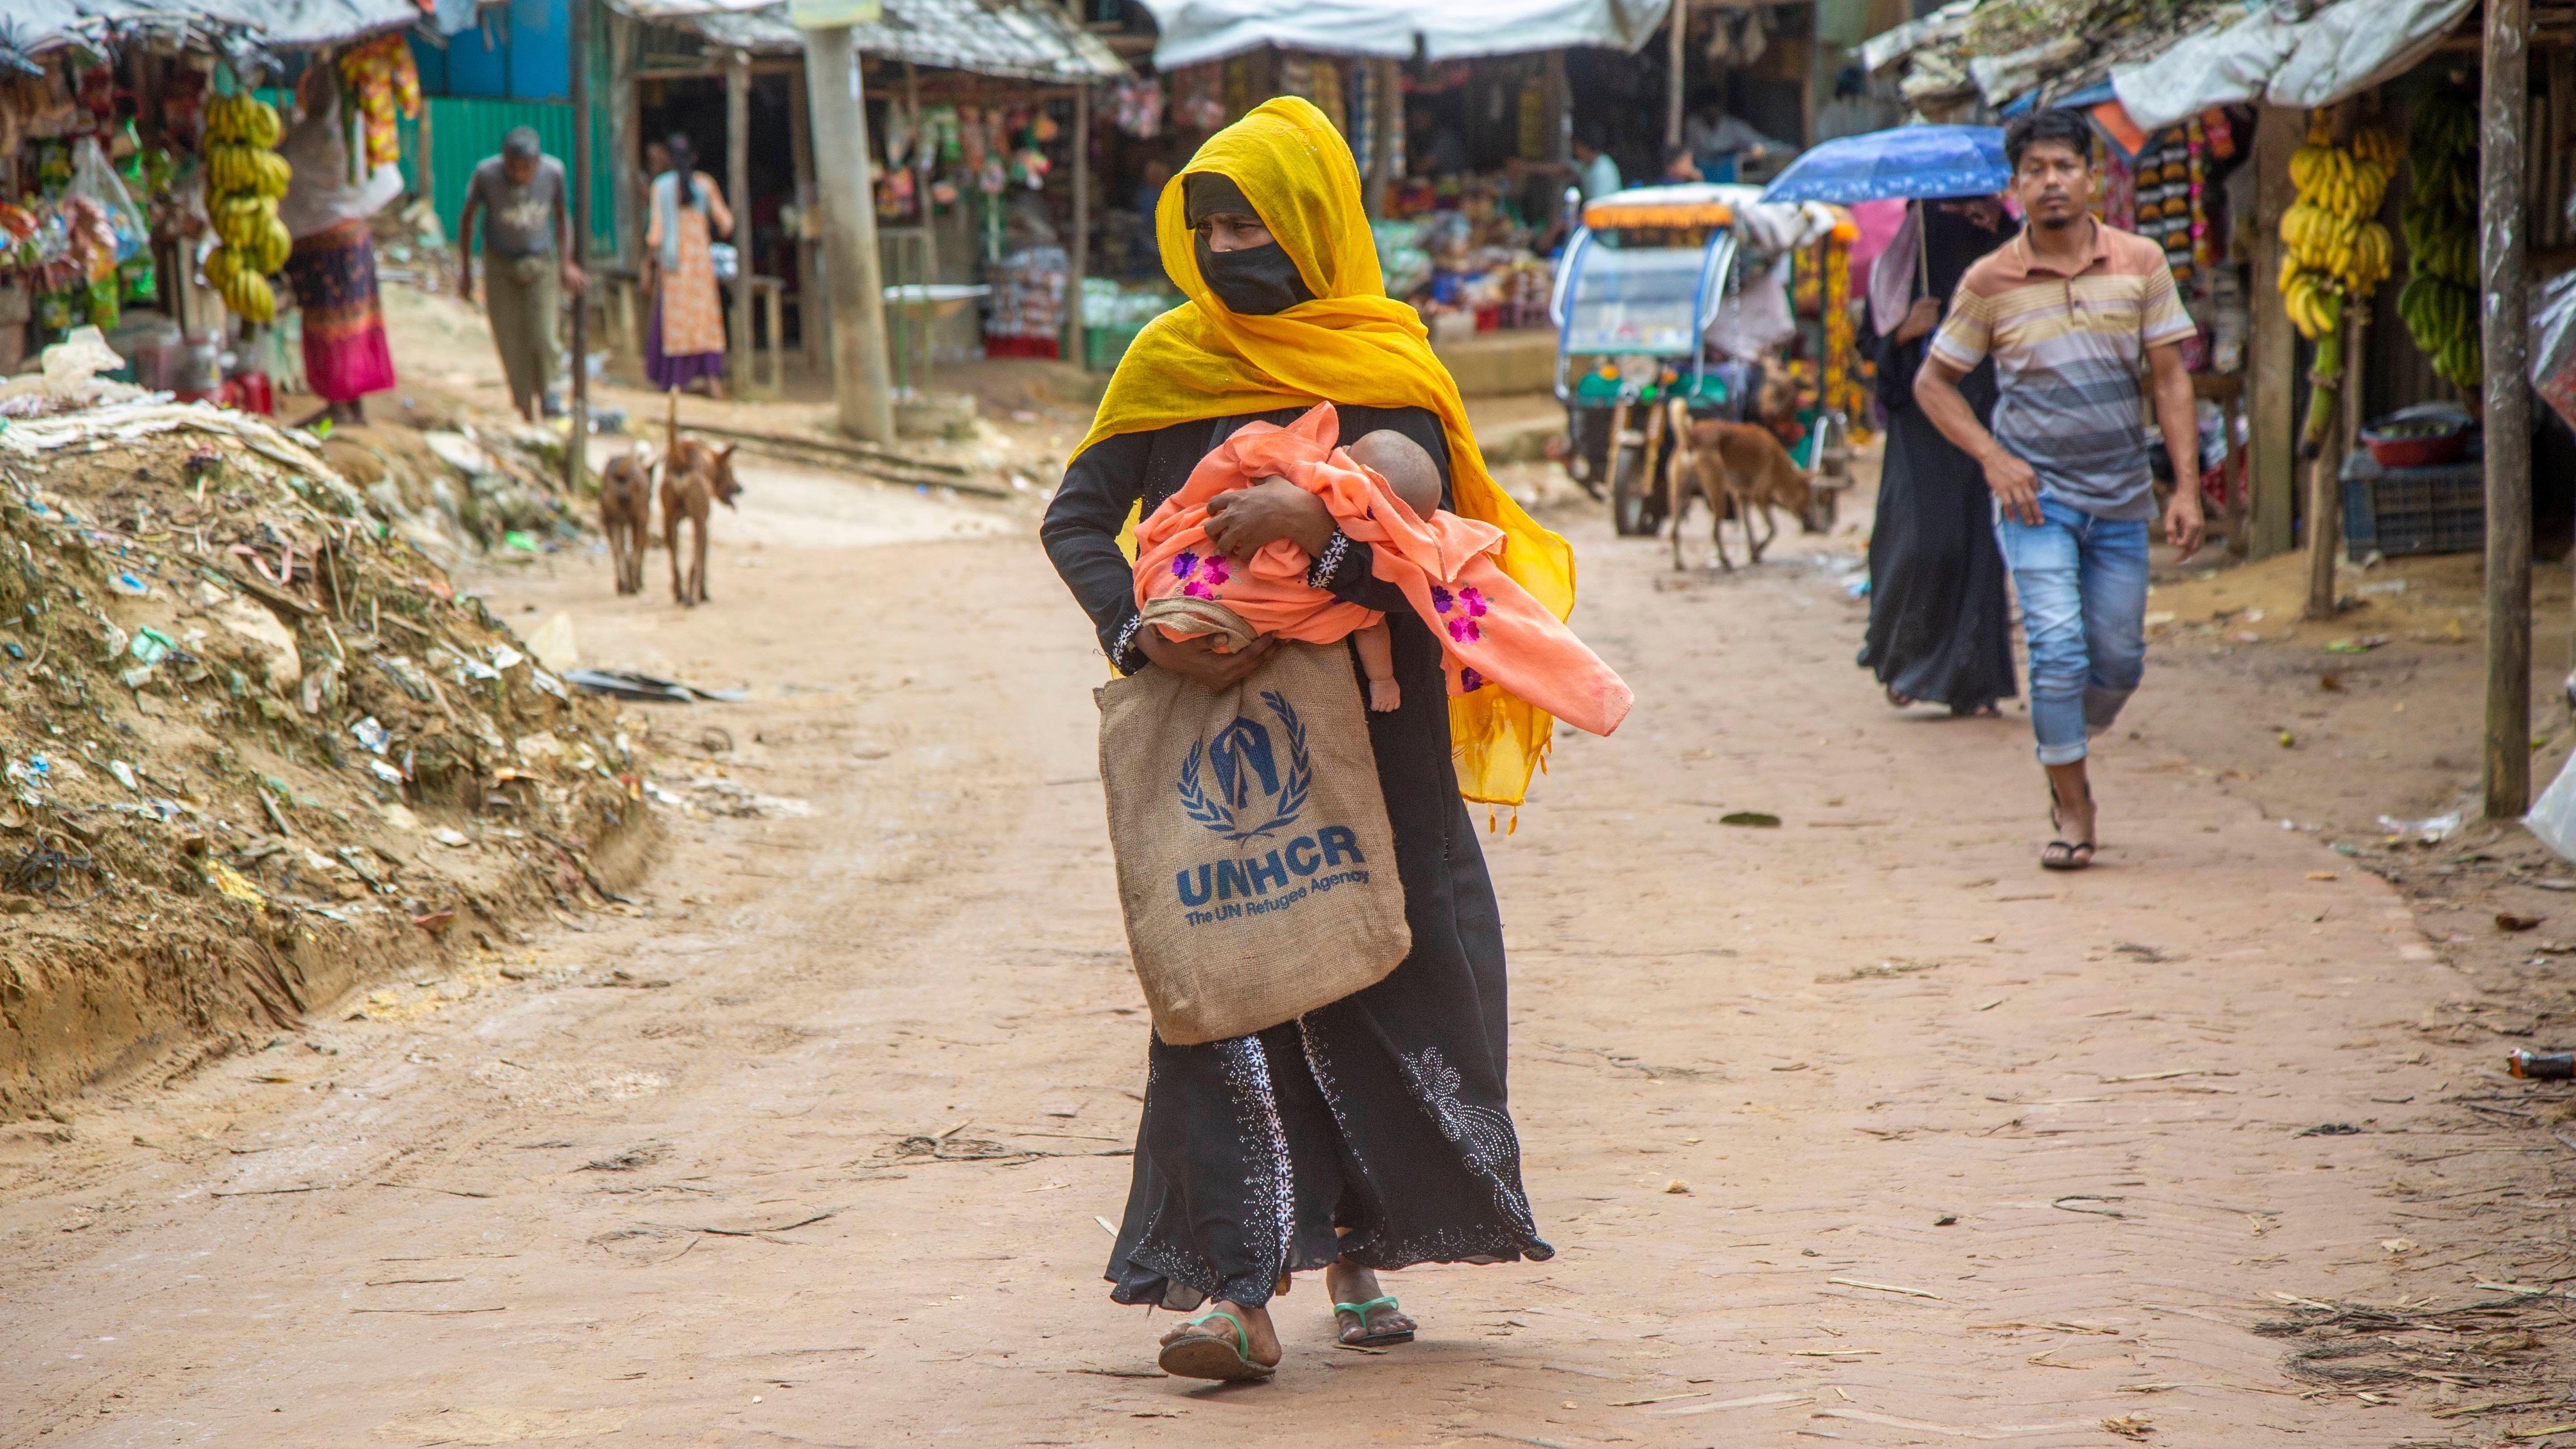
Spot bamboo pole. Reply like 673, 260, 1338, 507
1666, 1, 1688, 150
2483, 0, 2534, 818
1063, 82, 1089, 365
726, 50, 753, 390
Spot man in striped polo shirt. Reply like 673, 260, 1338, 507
1915, 109, 2204, 872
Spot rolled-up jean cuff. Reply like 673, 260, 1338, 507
2035, 738, 2089, 767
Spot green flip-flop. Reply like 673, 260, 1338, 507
1333, 1293, 1415, 1347
1157, 1306, 1276, 1381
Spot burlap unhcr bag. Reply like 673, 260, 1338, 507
1096, 622, 1410, 1046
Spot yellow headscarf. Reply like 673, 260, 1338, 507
1073, 97, 1576, 808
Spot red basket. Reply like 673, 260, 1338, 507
2361, 416, 2469, 468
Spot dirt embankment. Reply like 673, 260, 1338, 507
0, 402, 654, 1120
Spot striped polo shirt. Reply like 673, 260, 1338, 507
1929, 222, 2197, 521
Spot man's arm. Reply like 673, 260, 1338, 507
2146, 341, 2204, 557
1916, 354, 2041, 525
553, 164, 585, 294
455, 186, 481, 301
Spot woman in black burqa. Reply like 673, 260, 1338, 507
1857, 196, 2018, 715
1041, 102, 1550, 1384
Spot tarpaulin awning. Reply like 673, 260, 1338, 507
1135, 0, 1671, 68
2108, 0, 2474, 131
613, 0, 1124, 80
0, 0, 417, 60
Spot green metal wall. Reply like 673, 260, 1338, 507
395, 98, 619, 256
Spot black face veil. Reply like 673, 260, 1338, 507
1183, 172, 1316, 317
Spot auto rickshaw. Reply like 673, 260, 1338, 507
1551, 183, 1858, 538
1549, 184, 1741, 536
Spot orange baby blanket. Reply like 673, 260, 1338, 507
1132, 404, 1631, 739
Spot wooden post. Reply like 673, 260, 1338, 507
610, 12, 642, 269
1365, 57, 1399, 219
789, 65, 821, 372
2247, 106, 2298, 559
1666, 1, 1688, 150
802, 27, 896, 442
567, 0, 589, 501
1545, 49, 1569, 166
2302, 302, 2363, 616
2483, 0, 2533, 818
726, 50, 754, 388
1063, 83, 1089, 365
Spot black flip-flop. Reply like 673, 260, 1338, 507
2042, 786, 2095, 871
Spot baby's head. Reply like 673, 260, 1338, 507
1347, 430, 1442, 521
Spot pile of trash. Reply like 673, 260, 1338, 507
0, 378, 650, 1118
320, 413, 585, 572
1863, 0, 2235, 116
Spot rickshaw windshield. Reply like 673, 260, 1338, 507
1561, 241, 1728, 358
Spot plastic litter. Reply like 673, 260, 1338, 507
107, 572, 149, 597
564, 667, 750, 703
350, 716, 390, 754
2528, 757, 2576, 862
127, 627, 174, 665
2381, 811, 2464, 845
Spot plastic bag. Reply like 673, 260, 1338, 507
68, 136, 146, 264
2530, 271, 2576, 435
2528, 752, 2576, 862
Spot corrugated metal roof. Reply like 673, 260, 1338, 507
615, 0, 1125, 81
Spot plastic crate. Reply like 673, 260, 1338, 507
2340, 449, 2483, 558
1084, 320, 1147, 373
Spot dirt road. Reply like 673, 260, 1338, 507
0, 453, 2544, 1447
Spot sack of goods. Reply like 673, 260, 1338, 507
1096, 625, 1409, 1046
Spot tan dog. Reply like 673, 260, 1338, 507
598, 446, 656, 596
660, 390, 741, 607
1666, 400, 1814, 572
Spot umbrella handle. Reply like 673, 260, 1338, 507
1916, 199, 1931, 301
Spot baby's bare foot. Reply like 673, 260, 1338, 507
1368, 679, 1402, 712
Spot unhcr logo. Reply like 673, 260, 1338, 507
1177, 690, 1311, 843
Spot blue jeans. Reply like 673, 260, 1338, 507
1996, 497, 2150, 767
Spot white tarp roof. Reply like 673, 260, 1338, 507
608, 0, 1124, 80
2110, 0, 2474, 131
1137, 0, 1671, 68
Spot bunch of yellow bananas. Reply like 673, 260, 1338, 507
2398, 83, 2480, 389
204, 93, 282, 149
200, 92, 290, 322
2277, 114, 2393, 344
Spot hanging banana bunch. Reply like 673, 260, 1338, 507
2279, 112, 2396, 454
2396, 82, 2481, 390
200, 91, 291, 323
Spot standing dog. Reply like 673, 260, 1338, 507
660, 390, 741, 607
1666, 399, 1816, 572
598, 446, 656, 596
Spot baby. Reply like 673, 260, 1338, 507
1343, 430, 1443, 713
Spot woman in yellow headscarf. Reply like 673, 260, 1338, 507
1042, 97, 1563, 1383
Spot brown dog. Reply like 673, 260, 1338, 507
598, 446, 656, 596
1666, 400, 1814, 572
660, 390, 741, 607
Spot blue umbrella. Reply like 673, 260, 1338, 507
1758, 126, 2012, 205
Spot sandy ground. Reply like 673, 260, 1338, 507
12, 408, 2576, 1447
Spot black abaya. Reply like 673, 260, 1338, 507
1856, 200, 2018, 714
1042, 405, 1550, 1313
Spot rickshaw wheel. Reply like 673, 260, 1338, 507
1610, 443, 1657, 536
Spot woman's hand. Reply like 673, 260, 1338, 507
1893, 297, 1941, 344
1204, 478, 1333, 563
1137, 627, 1278, 690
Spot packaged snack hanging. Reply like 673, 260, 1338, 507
68, 136, 147, 263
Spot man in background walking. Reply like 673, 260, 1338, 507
1913, 109, 2203, 872
458, 127, 585, 421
